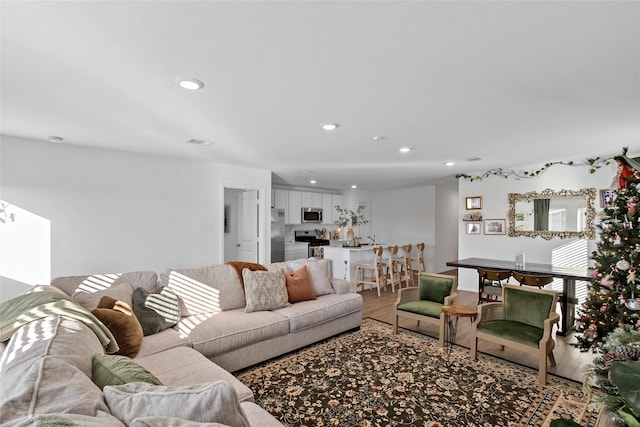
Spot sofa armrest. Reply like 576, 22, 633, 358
330, 278, 351, 294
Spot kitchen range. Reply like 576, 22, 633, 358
294, 230, 330, 258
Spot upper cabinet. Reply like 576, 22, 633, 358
287, 191, 303, 224
273, 189, 289, 224
273, 189, 343, 225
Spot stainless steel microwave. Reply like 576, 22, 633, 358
301, 208, 323, 223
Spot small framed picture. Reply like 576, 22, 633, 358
465, 196, 483, 210
484, 219, 506, 235
466, 222, 482, 235
600, 189, 617, 208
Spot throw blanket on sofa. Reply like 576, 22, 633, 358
226, 261, 267, 287
0, 291, 119, 353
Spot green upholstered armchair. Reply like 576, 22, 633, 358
471, 284, 559, 386
392, 272, 458, 347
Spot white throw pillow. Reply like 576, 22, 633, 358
103, 381, 250, 427
242, 269, 289, 313
289, 259, 334, 296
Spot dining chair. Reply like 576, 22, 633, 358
477, 268, 511, 304
386, 245, 402, 292
471, 284, 559, 386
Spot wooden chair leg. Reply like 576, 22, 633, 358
471, 336, 478, 360
548, 351, 556, 367
392, 314, 398, 334
438, 313, 446, 348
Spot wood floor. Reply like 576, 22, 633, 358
359, 275, 596, 383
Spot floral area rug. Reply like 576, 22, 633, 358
236, 318, 600, 427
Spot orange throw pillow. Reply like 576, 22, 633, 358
92, 295, 144, 358
285, 266, 317, 304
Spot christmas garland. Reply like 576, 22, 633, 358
456, 156, 613, 181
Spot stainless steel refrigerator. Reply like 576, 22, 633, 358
271, 208, 285, 262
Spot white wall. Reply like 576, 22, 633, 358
456, 160, 619, 292
0, 136, 270, 301
370, 185, 437, 272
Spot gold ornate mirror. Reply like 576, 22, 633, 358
508, 188, 596, 240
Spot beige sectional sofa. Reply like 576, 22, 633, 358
0, 258, 363, 426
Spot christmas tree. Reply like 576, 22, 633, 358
575, 148, 640, 351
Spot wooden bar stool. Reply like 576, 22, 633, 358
411, 242, 426, 283
386, 245, 402, 292
477, 268, 511, 304
399, 244, 414, 288
355, 246, 388, 297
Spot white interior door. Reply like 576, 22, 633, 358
238, 190, 258, 262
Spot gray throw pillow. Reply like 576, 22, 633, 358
242, 269, 289, 313
132, 287, 181, 336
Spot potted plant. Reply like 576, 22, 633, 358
334, 205, 369, 245
583, 326, 640, 426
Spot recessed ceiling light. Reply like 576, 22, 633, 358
310, 180, 317, 184
351, 185, 357, 189
399, 147, 412, 153
175, 77, 204, 90
321, 123, 339, 131
444, 161, 455, 166
47, 136, 64, 143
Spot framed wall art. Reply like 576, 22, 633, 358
466, 222, 482, 235
484, 219, 506, 235
465, 196, 482, 210
599, 189, 617, 208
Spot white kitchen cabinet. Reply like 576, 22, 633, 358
331, 195, 344, 223
321, 194, 333, 224
302, 192, 322, 208
287, 191, 303, 224
273, 189, 289, 223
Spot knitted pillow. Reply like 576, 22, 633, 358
242, 269, 288, 313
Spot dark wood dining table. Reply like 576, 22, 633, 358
446, 257, 593, 336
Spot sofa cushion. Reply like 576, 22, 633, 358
288, 259, 334, 296
419, 274, 454, 304
477, 319, 545, 347
274, 293, 363, 332
135, 328, 192, 359
397, 300, 443, 318
13, 412, 125, 426
132, 287, 181, 336
175, 310, 289, 358
0, 316, 107, 423
92, 296, 143, 358
242, 269, 289, 313
503, 286, 555, 329
285, 266, 317, 303
266, 261, 292, 274
92, 354, 162, 390
226, 261, 267, 287
135, 346, 254, 403
164, 264, 246, 314
103, 381, 250, 427
53, 271, 158, 298
73, 282, 135, 310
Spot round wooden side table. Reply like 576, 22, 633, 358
442, 304, 477, 352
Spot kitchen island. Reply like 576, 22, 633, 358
324, 245, 403, 292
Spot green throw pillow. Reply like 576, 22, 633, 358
419, 275, 453, 304
92, 354, 162, 390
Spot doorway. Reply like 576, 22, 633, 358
223, 187, 263, 263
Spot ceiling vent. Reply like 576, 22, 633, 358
467, 157, 482, 162
185, 138, 213, 146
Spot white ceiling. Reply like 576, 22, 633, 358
2, 1, 639, 191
